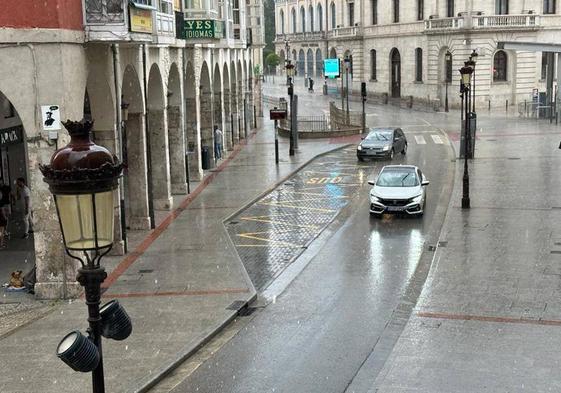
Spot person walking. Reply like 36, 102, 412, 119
16, 177, 33, 239
0, 180, 12, 240
214, 125, 223, 160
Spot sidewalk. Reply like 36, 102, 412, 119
370, 107, 561, 391
0, 118, 348, 392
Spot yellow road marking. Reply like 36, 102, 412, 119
256, 201, 335, 213
289, 191, 349, 199
239, 216, 319, 229
235, 244, 301, 248
237, 233, 303, 247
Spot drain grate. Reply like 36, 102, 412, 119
138, 269, 154, 274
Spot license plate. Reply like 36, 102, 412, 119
386, 206, 404, 212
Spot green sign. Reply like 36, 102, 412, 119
0, 125, 23, 146
183, 20, 223, 39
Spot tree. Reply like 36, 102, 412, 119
265, 53, 281, 75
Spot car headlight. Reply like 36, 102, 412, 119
412, 194, 423, 204
357, 145, 363, 151
370, 194, 381, 202
382, 145, 391, 151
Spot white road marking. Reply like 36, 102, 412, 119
431, 135, 444, 144
415, 135, 426, 144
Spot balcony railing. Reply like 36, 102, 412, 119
327, 26, 362, 38
85, 0, 126, 23
424, 17, 464, 31
275, 31, 326, 42
473, 14, 540, 29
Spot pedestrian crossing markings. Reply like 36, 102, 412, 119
411, 134, 445, 145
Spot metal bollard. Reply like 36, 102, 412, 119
506, 100, 508, 112
488, 100, 491, 111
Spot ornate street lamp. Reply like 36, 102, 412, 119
284, 37, 291, 86
286, 62, 296, 156
468, 49, 478, 113
459, 64, 473, 209
40, 119, 131, 393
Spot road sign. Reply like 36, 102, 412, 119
270, 109, 287, 120
324, 59, 340, 78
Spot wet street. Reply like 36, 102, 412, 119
155, 87, 455, 392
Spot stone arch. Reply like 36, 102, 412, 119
298, 49, 305, 76
0, 90, 36, 279
300, 6, 306, 32
121, 64, 150, 229
147, 63, 172, 210
167, 63, 187, 195
316, 48, 323, 77
390, 48, 401, 98
199, 61, 213, 168
184, 61, 200, 179
329, 47, 337, 59
317, 3, 323, 31
279, 9, 285, 35
307, 49, 314, 77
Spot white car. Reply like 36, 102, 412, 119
368, 165, 429, 217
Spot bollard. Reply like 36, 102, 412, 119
488, 100, 491, 111
506, 99, 508, 112
254, 105, 257, 128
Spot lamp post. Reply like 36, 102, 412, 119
469, 49, 478, 113
344, 55, 351, 124
444, 52, 451, 112
284, 37, 290, 86
287, 62, 296, 156
459, 64, 473, 209
40, 119, 132, 393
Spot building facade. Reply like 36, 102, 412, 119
0, 0, 263, 299
274, 0, 561, 109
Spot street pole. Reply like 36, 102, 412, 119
345, 65, 350, 123
273, 107, 280, 165
445, 80, 449, 112
289, 80, 294, 156
462, 85, 470, 209
361, 82, 366, 134
340, 59, 344, 116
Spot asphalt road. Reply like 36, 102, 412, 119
158, 107, 455, 392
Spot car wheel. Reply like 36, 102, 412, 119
370, 212, 382, 219
388, 149, 394, 160
401, 143, 407, 155
358, 156, 364, 162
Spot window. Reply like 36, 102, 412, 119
446, 0, 454, 17
309, 6, 314, 31
330, 2, 336, 28
372, 0, 377, 24
415, 48, 423, 82
159, 0, 173, 14
280, 10, 285, 34
541, 52, 555, 80
348, 2, 355, 26
300, 6, 306, 32
544, 0, 556, 14
417, 0, 423, 20
493, 50, 508, 81
318, 4, 323, 31
370, 49, 377, 80
291, 8, 296, 33
393, 0, 399, 22
445, 52, 452, 82
495, 0, 508, 14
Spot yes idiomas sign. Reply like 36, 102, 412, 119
183, 20, 224, 39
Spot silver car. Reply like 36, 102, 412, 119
368, 165, 429, 217
357, 128, 407, 161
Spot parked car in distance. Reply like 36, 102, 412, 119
357, 127, 407, 161
368, 165, 429, 217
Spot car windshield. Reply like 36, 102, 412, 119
365, 130, 393, 142
376, 168, 419, 187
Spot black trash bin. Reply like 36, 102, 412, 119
201, 146, 211, 170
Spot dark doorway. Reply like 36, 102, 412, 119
391, 48, 401, 98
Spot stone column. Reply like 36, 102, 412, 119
125, 113, 151, 230
167, 105, 187, 194
231, 88, 239, 143
185, 97, 201, 181
93, 129, 125, 256
200, 90, 215, 163
223, 88, 233, 150
147, 109, 173, 210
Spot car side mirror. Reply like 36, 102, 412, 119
422, 180, 430, 186
361, 137, 365, 140
368, 180, 376, 186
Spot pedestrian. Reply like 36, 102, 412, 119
214, 125, 223, 160
309, 78, 314, 93
16, 177, 33, 239
0, 181, 12, 241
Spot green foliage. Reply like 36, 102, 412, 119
265, 53, 281, 67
